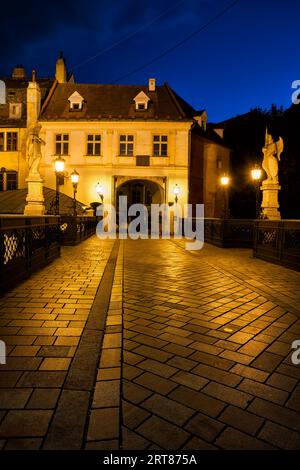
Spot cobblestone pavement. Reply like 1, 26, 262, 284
0, 236, 300, 450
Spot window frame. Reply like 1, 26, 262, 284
6, 132, 18, 151
86, 134, 101, 156
153, 134, 168, 157
55, 133, 69, 156
119, 134, 134, 156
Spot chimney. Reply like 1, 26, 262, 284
12, 64, 26, 79
27, 70, 41, 126
55, 52, 67, 83
148, 78, 156, 92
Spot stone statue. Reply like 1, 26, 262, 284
262, 128, 284, 184
26, 121, 45, 178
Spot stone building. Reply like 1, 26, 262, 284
0, 54, 230, 216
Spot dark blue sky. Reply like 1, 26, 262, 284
0, 0, 298, 121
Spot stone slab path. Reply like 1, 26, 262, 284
0, 236, 300, 450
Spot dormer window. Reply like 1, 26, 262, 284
68, 91, 84, 111
133, 91, 150, 111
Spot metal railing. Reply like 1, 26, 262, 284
204, 218, 254, 248
253, 220, 300, 271
0, 216, 60, 295
59, 216, 99, 245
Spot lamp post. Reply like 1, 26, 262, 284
71, 169, 79, 216
251, 165, 262, 219
96, 182, 104, 203
220, 174, 230, 219
54, 156, 65, 215
173, 184, 180, 204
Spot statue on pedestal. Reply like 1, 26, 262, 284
26, 121, 45, 178
260, 128, 284, 220
262, 128, 284, 184
24, 121, 45, 216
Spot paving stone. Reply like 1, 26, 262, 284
122, 426, 150, 450
230, 364, 269, 383
4, 438, 42, 450
99, 348, 121, 368
40, 358, 71, 371
123, 380, 153, 405
17, 371, 66, 388
85, 440, 119, 450
97, 368, 121, 381
93, 380, 120, 408
202, 382, 253, 409
37, 346, 72, 357
134, 372, 178, 395
248, 398, 300, 431
0, 389, 32, 409
10, 346, 40, 356
133, 345, 172, 363
193, 363, 242, 387
141, 393, 194, 426
2, 357, 42, 371
251, 352, 283, 372
102, 333, 122, 349
136, 415, 190, 449
0, 410, 52, 438
26, 389, 60, 409
216, 427, 274, 450
0, 371, 22, 388
219, 405, 264, 435
169, 385, 226, 417
258, 421, 300, 450
122, 400, 150, 429
138, 359, 177, 378
286, 386, 300, 411
167, 356, 197, 371
171, 371, 208, 391
88, 408, 119, 441
266, 373, 298, 392
238, 378, 288, 405
183, 436, 218, 450
184, 412, 225, 442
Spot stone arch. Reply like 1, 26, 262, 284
115, 177, 165, 208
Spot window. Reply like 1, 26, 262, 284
138, 103, 145, 110
87, 134, 101, 156
120, 135, 134, 156
0, 133, 4, 151
153, 135, 168, 156
68, 91, 84, 111
55, 134, 69, 155
6, 132, 18, 151
6, 171, 17, 190
0, 172, 3, 191
72, 103, 80, 110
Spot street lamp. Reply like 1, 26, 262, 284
173, 184, 180, 204
220, 174, 230, 218
96, 182, 104, 203
251, 165, 262, 219
71, 169, 79, 216
54, 156, 65, 215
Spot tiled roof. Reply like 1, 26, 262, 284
0, 77, 54, 128
0, 187, 86, 215
41, 82, 196, 121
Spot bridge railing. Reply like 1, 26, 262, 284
253, 220, 300, 271
0, 216, 60, 295
59, 216, 99, 245
203, 218, 254, 248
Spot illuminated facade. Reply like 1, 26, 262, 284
0, 55, 230, 216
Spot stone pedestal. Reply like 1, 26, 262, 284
24, 175, 45, 216
261, 181, 281, 220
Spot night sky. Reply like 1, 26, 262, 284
0, 0, 298, 122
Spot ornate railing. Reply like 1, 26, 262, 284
204, 218, 254, 248
253, 220, 300, 271
59, 216, 98, 245
0, 216, 60, 295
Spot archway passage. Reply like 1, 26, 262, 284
116, 179, 165, 230
116, 179, 164, 210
